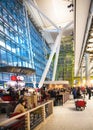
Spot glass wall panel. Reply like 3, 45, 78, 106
0, 0, 53, 84
1, 49, 7, 65
16, 46, 20, 56
2, 73, 10, 81
10, 29, 14, 40
3, 9, 8, 22
6, 39, 11, 51
15, 33, 19, 43
0, 73, 2, 80
18, 58, 21, 66
0, 4, 2, 16
0, 19, 4, 32
4, 24, 10, 37
0, 36, 5, 47
12, 55, 18, 66
11, 43, 16, 54
7, 52, 12, 65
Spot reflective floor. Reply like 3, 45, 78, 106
39, 95, 93, 130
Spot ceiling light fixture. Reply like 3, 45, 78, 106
87, 43, 93, 47
90, 32, 93, 36
88, 38, 93, 42
86, 47, 93, 51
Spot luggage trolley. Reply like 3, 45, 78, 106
75, 98, 86, 111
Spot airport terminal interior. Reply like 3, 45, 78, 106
0, 0, 93, 130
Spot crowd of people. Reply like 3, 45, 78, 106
0, 85, 92, 118
72, 86, 92, 100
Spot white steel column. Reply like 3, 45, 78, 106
38, 22, 73, 88
80, 66, 83, 86
85, 53, 90, 86
38, 30, 62, 88
52, 41, 61, 81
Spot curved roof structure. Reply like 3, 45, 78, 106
24, 0, 93, 79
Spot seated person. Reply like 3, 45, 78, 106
13, 98, 26, 113
0, 97, 13, 117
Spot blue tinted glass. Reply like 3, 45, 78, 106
12, 55, 18, 66
12, 43, 16, 53
1, 49, 7, 64
18, 58, 21, 66
15, 33, 19, 43
6, 39, 11, 51
0, 5, 2, 16
4, 24, 10, 36
7, 52, 12, 65
3, 9, 8, 22
10, 29, 14, 40
0, 36, 5, 47
2, 73, 10, 80
16, 46, 20, 56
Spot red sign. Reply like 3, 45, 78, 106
11, 76, 17, 81
11, 76, 24, 81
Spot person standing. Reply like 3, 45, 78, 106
72, 87, 77, 99
87, 87, 92, 100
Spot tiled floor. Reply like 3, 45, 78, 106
39, 95, 93, 130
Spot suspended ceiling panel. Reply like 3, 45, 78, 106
74, 0, 91, 76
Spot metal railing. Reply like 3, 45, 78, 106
0, 100, 53, 130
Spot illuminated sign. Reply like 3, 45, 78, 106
11, 76, 24, 81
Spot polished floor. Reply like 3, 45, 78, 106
39, 95, 93, 130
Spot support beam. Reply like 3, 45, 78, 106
52, 42, 61, 81
38, 21, 73, 88
38, 30, 62, 88
80, 66, 83, 86
85, 53, 90, 86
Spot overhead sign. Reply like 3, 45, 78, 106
11, 76, 24, 81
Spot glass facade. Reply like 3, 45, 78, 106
56, 37, 74, 85
0, 0, 53, 87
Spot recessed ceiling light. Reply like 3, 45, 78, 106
88, 38, 93, 42
90, 32, 93, 36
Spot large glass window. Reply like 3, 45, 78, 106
18, 58, 21, 66
3, 9, 8, 22
11, 43, 16, 54
22, 60, 26, 67
2, 73, 10, 80
0, 0, 52, 83
14, 21, 17, 31
6, 39, 11, 51
7, 52, 12, 65
0, 36, 5, 47
20, 48, 25, 57
0, 73, 2, 80
9, 15, 13, 27
19, 36, 22, 44
0, 5, 2, 16
0, 19, 4, 32
16, 46, 20, 56
15, 33, 19, 43
4, 24, 10, 37
1, 0, 7, 8
12, 55, 18, 66
1, 49, 7, 64
10, 29, 14, 40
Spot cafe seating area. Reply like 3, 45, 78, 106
0, 83, 70, 130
